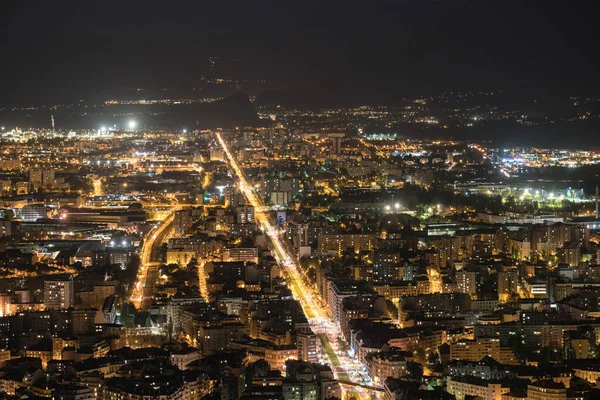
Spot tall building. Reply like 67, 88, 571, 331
317, 234, 377, 255
30, 168, 55, 189
279, 178, 300, 197
29, 169, 43, 187
450, 337, 518, 365
560, 243, 580, 267
563, 329, 592, 360
221, 247, 259, 263
0, 293, 12, 317
497, 269, 519, 302
331, 137, 342, 154
326, 279, 359, 324
43, 169, 55, 188
288, 222, 310, 249
340, 295, 372, 340
209, 149, 225, 161
328, 134, 344, 155
270, 191, 290, 207
71, 309, 103, 335
174, 209, 193, 237
44, 275, 74, 310
372, 252, 403, 283
236, 206, 255, 224
296, 328, 319, 363
456, 270, 477, 297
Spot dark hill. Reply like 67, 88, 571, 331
0, 92, 262, 130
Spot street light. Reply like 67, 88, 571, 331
128, 120, 137, 130
395, 203, 400, 212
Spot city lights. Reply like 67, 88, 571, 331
2, 3, 598, 400
215, 132, 373, 391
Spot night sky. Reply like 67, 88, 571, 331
1, 0, 598, 106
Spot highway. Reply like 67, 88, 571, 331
215, 132, 383, 399
132, 211, 176, 311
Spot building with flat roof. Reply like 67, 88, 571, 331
44, 275, 74, 310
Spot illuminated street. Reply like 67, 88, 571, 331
132, 210, 177, 310
3, 4, 599, 399
215, 132, 383, 399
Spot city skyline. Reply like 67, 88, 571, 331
2, 3, 600, 400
